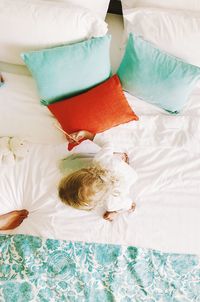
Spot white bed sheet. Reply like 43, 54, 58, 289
0, 71, 200, 255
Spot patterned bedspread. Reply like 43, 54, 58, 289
0, 234, 200, 302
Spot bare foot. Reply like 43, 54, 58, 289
103, 211, 119, 221
128, 202, 136, 213
113, 152, 129, 164
0, 210, 29, 230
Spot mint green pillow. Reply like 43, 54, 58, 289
118, 34, 200, 113
22, 35, 111, 105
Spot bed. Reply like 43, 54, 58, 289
0, 1, 200, 301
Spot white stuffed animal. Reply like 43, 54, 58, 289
0, 137, 15, 165
9, 137, 30, 161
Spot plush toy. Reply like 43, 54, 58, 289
0, 137, 30, 165
9, 137, 30, 160
0, 137, 15, 165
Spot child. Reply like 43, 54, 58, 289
58, 131, 137, 221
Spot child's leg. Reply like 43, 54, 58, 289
0, 210, 29, 230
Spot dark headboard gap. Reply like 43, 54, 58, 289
108, 0, 122, 15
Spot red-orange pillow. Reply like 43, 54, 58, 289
48, 75, 139, 136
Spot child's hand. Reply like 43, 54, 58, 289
128, 202, 136, 213
103, 211, 119, 221
0, 74, 4, 84
68, 131, 95, 143
113, 152, 129, 164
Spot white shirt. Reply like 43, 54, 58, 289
60, 139, 138, 212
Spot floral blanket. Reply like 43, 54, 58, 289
0, 234, 200, 302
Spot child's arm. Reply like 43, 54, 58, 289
54, 124, 95, 143
54, 126, 95, 150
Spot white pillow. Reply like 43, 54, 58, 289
122, 0, 200, 12
47, 0, 110, 19
0, 72, 65, 144
122, 7, 200, 67
0, 0, 108, 65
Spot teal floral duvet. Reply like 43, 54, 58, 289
0, 235, 200, 302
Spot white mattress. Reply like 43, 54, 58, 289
1, 71, 200, 255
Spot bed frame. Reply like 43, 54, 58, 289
108, 0, 122, 15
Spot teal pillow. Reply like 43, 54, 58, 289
118, 33, 200, 113
22, 35, 111, 105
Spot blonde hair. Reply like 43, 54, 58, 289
58, 165, 116, 210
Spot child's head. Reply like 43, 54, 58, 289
58, 165, 112, 210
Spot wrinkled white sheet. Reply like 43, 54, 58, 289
0, 72, 200, 255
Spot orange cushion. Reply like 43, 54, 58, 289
48, 75, 139, 135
